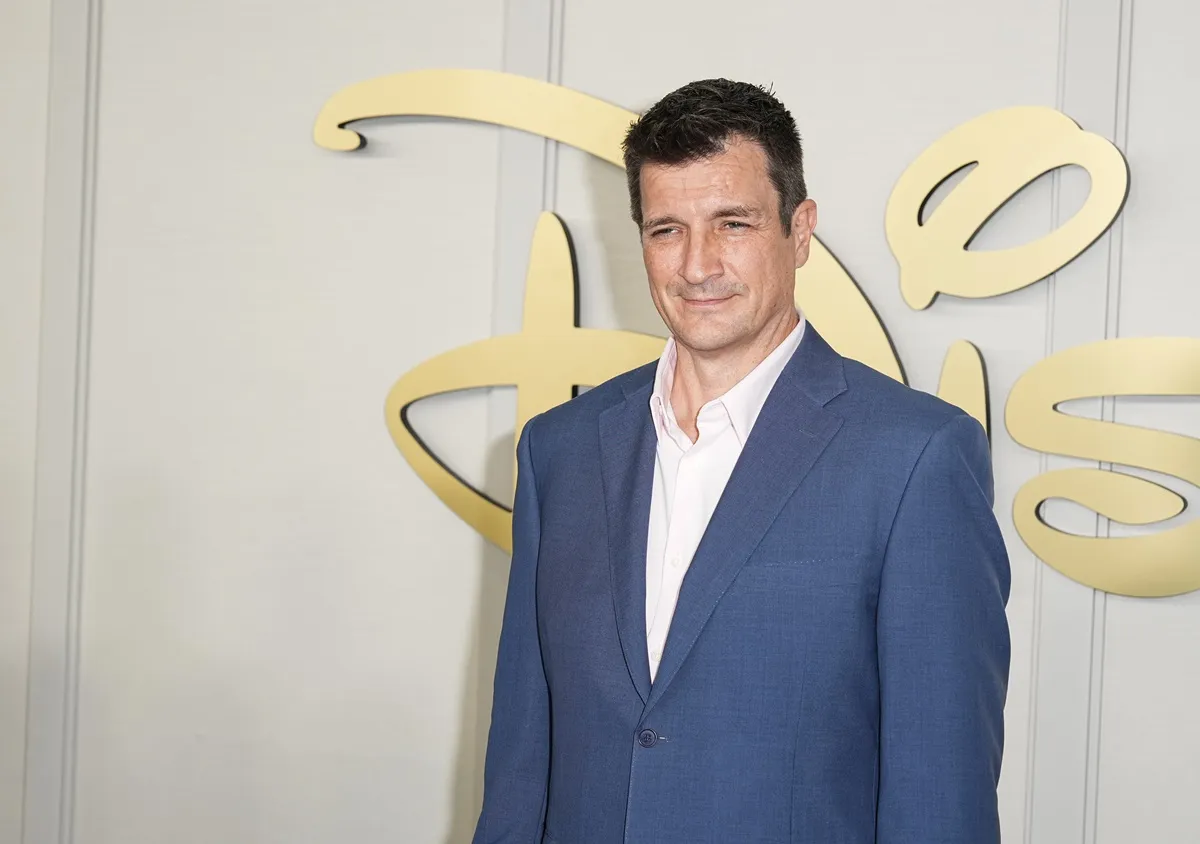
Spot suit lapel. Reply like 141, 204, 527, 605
644, 327, 848, 711
598, 375, 657, 705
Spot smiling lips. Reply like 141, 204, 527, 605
682, 295, 735, 307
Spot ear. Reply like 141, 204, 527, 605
790, 199, 818, 268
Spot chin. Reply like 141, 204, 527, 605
674, 327, 742, 353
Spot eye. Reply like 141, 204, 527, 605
723, 220, 749, 230
649, 227, 677, 238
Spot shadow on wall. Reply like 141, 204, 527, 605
583, 151, 667, 337
444, 431, 513, 844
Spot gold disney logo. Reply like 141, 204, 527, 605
314, 70, 1200, 598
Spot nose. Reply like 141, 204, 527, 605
681, 229, 723, 286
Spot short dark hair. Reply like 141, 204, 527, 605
622, 79, 807, 233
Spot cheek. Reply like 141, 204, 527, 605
643, 249, 678, 288
722, 244, 768, 289
730, 243, 793, 293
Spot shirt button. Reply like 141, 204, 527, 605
650, 648, 662, 663
669, 554, 683, 568
637, 729, 659, 748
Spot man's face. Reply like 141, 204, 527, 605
638, 136, 816, 356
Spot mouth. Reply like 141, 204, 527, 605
681, 295, 734, 307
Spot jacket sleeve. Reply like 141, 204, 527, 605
875, 413, 1012, 844
472, 421, 550, 844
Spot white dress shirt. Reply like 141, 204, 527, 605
645, 314, 806, 680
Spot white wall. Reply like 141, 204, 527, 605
76, 2, 507, 842
0, 0, 52, 840
2, 0, 1196, 842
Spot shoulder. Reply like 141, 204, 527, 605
835, 358, 989, 476
833, 359, 995, 527
522, 359, 657, 462
840, 357, 982, 437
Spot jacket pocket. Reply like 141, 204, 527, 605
738, 554, 870, 589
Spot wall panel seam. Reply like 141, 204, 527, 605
14, 0, 61, 838
1024, 0, 1073, 839
1083, 2, 1135, 841
542, 0, 565, 212
476, 0, 556, 831
60, 1, 103, 840
21, 0, 103, 840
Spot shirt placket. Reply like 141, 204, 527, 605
649, 408, 724, 678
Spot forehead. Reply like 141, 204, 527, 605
640, 138, 774, 208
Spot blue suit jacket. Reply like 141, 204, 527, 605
472, 327, 1011, 844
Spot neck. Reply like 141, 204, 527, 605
670, 310, 798, 439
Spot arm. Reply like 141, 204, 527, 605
876, 414, 1011, 844
472, 423, 550, 844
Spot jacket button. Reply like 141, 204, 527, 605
637, 729, 659, 748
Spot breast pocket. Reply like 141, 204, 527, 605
738, 553, 874, 591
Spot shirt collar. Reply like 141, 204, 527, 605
649, 312, 806, 447
649, 339, 682, 445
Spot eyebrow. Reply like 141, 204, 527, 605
711, 204, 761, 220
642, 215, 683, 232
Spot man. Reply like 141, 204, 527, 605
472, 79, 1010, 844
